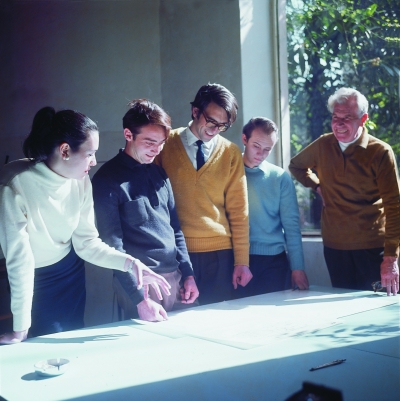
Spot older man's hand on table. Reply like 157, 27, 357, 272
380, 256, 399, 296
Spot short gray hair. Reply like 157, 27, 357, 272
327, 87, 368, 117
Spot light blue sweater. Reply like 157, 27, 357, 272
245, 161, 305, 271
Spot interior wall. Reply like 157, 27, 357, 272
239, 0, 281, 165
0, 0, 163, 168
159, 0, 244, 147
240, 2, 277, 130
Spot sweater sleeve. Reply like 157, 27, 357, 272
375, 147, 400, 257
280, 172, 305, 270
92, 172, 125, 253
91, 171, 145, 305
225, 147, 250, 266
0, 184, 35, 331
289, 140, 321, 190
165, 177, 194, 280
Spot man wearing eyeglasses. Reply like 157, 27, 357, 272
289, 87, 400, 296
156, 83, 252, 305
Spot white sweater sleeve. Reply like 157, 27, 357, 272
0, 184, 35, 331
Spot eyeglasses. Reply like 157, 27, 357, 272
202, 111, 230, 132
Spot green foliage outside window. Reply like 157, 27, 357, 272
286, 0, 400, 231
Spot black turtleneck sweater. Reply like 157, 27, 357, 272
92, 149, 193, 305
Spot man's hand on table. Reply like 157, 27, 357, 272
291, 270, 309, 290
180, 276, 199, 304
137, 298, 168, 322
232, 265, 253, 289
380, 256, 399, 296
0, 329, 28, 345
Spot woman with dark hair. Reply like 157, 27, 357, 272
0, 107, 170, 345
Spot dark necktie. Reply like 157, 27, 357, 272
196, 140, 205, 170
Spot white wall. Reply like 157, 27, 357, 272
239, 0, 291, 168
240, 0, 278, 160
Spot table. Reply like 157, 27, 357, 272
1, 286, 399, 401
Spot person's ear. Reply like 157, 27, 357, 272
361, 113, 368, 124
59, 143, 70, 160
124, 128, 133, 142
192, 107, 200, 120
242, 134, 248, 146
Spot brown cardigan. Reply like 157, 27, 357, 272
289, 129, 400, 256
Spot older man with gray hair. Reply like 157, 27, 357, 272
289, 87, 400, 296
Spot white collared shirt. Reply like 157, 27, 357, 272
180, 124, 218, 169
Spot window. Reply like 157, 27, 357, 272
286, 0, 400, 232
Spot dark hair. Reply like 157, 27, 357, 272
190, 83, 238, 124
23, 107, 98, 162
242, 117, 279, 140
123, 99, 171, 139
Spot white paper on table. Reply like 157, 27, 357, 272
130, 290, 399, 350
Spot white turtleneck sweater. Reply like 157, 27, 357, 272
0, 159, 128, 331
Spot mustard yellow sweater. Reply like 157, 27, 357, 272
156, 128, 249, 266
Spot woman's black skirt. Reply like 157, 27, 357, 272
30, 247, 85, 337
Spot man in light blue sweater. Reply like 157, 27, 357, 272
237, 117, 309, 297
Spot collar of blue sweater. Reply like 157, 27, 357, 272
244, 159, 270, 173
